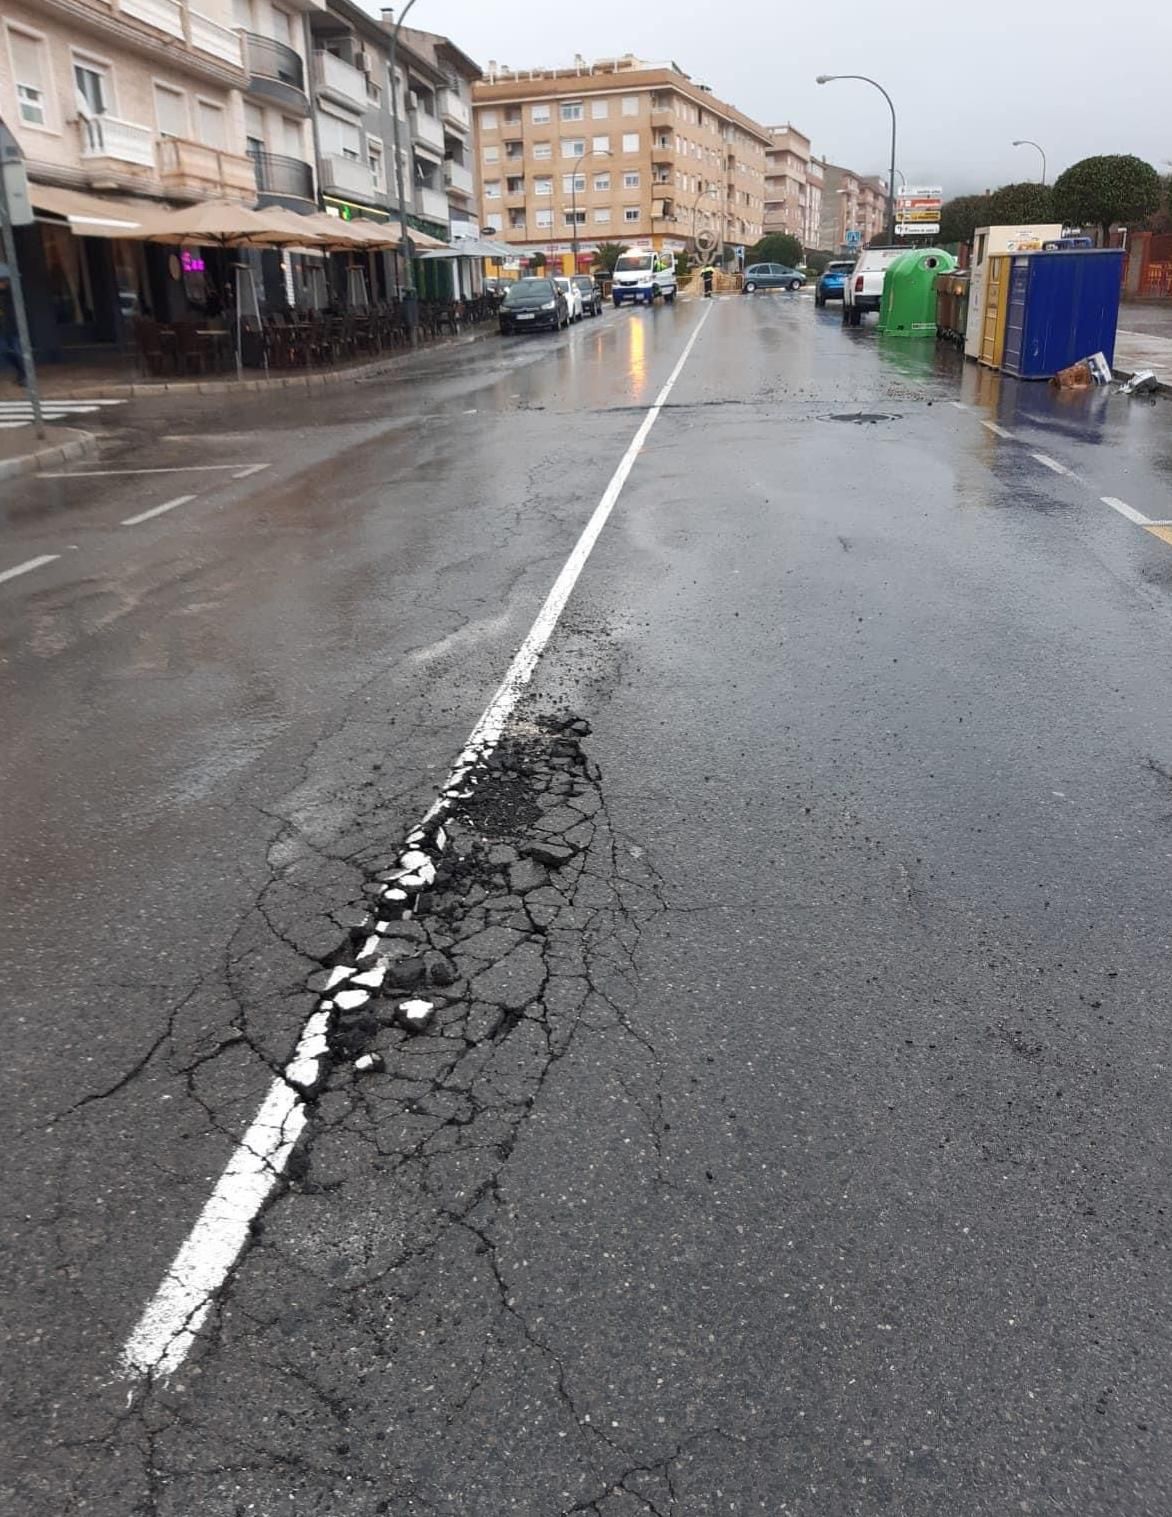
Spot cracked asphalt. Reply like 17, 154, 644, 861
4, 294, 1172, 1514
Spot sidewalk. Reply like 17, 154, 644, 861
30, 322, 500, 402
1114, 326, 1172, 383
0, 424, 97, 483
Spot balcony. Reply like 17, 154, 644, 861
410, 107, 445, 156
415, 183, 449, 224
122, 0, 183, 39
158, 138, 256, 200
241, 32, 309, 113
651, 106, 675, 130
444, 159, 474, 197
438, 87, 470, 132
312, 49, 366, 113
79, 114, 155, 169
249, 148, 315, 204
189, 8, 242, 65
319, 152, 380, 203
651, 140, 676, 164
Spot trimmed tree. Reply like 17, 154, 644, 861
747, 231, 803, 268
592, 241, 630, 275
939, 193, 991, 246
1051, 154, 1161, 241
986, 180, 1054, 225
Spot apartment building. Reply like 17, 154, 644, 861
818, 161, 888, 252
472, 55, 768, 270
232, 0, 318, 210
858, 175, 889, 244
804, 156, 823, 250
763, 123, 808, 243
396, 25, 479, 241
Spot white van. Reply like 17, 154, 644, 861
611, 250, 677, 307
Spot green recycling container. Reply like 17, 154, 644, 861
878, 248, 958, 337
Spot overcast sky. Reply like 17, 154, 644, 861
373, 1, 1170, 195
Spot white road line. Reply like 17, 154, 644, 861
0, 398, 124, 408
39, 464, 271, 478
1101, 495, 1151, 526
0, 553, 60, 585
1031, 451, 1071, 476
950, 400, 967, 409
232, 463, 271, 480
980, 420, 1015, 439
119, 301, 715, 1384
121, 494, 196, 526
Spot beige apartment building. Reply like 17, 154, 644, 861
472, 55, 768, 272
819, 161, 889, 252
764, 124, 823, 252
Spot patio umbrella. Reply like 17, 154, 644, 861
135, 198, 316, 247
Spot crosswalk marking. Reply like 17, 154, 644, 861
0, 397, 126, 431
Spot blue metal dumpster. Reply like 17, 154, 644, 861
1001, 248, 1125, 379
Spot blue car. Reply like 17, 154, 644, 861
815, 259, 856, 307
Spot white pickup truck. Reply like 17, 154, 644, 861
841, 246, 906, 326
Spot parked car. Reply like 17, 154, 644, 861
841, 246, 906, 326
499, 277, 569, 334
742, 262, 806, 293
612, 250, 677, 306
814, 260, 856, 306
553, 275, 585, 323
571, 274, 604, 317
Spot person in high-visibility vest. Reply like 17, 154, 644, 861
701, 265, 715, 298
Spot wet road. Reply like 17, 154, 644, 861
4, 294, 1172, 1515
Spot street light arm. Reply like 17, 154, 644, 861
816, 72, 897, 243
1011, 138, 1047, 185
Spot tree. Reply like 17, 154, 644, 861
1051, 154, 1161, 241
747, 231, 803, 267
986, 180, 1054, 225
529, 251, 547, 272
592, 241, 629, 274
939, 193, 990, 246
674, 250, 693, 280
804, 249, 832, 275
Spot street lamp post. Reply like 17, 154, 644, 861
816, 73, 897, 243
571, 148, 612, 270
1011, 139, 1047, 186
388, 0, 420, 345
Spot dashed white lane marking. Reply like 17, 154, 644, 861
1031, 451, 1072, 476
39, 463, 271, 478
119, 301, 716, 1384
950, 400, 967, 410
121, 494, 196, 527
1101, 496, 1151, 526
232, 463, 270, 480
980, 419, 1015, 439
0, 553, 59, 585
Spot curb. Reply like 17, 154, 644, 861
39, 326, 498, 402
0, 427, 98, 482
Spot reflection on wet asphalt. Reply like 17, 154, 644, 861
4, 294, 1172, 1515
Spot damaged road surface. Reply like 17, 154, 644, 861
7, 293, 1172, 1514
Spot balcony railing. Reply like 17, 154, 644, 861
313, 50, 367, 113
410, 107, 445, 155
243, 32, 304, 89
415, 183, 449, 223
319, 152, 378, 202
189, 7, 242, 65
444, 159, 474, 196
158, 137, 256, 199
438, 87, 470, 132
249, 148, 314, 202
79, 114, 155, 168
122, 0, 183, 39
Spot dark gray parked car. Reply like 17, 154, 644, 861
499, 277, 569, 334
571, 274, 604, 317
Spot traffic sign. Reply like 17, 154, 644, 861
895, 185, 943, 237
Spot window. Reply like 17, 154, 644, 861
561, 138, 584, 158
534, 176, 551, 196
533, 141, 551, 160
368, 137, 384, 190
480, 108, 497, 129
197, 98, 226, 149
244, 99, 265, 153
622, 133, 639, 153
563, 208, 585, 226
622, 95, 639, 115
270, 5, 293, 44
366, 77, 381, 106
504, 140, 523, 159
506, 175, 524, 194
593, 172, 610, 191
562, 173, 585, 194
483, 144, 499, 162
280, 116, 302, 157
593, 207, 611, 224
153, 83, 187, 139
591, 99, 608, 119
504, 107, 522, 125
592, 135, 609, 154
483, 179, 501, 199
560, 100, 583, 121
531, 103, 550, 124
624, 206, 640, 223
7, 27, 51, 128
623, 170, 640, 188
73, 57, 111, 117
484, 212, 503, 232
535, 207, 552, 229
319, 110, 360, 160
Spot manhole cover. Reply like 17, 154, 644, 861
824, 411, 901, 424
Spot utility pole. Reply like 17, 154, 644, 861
0, 120, 44, 438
